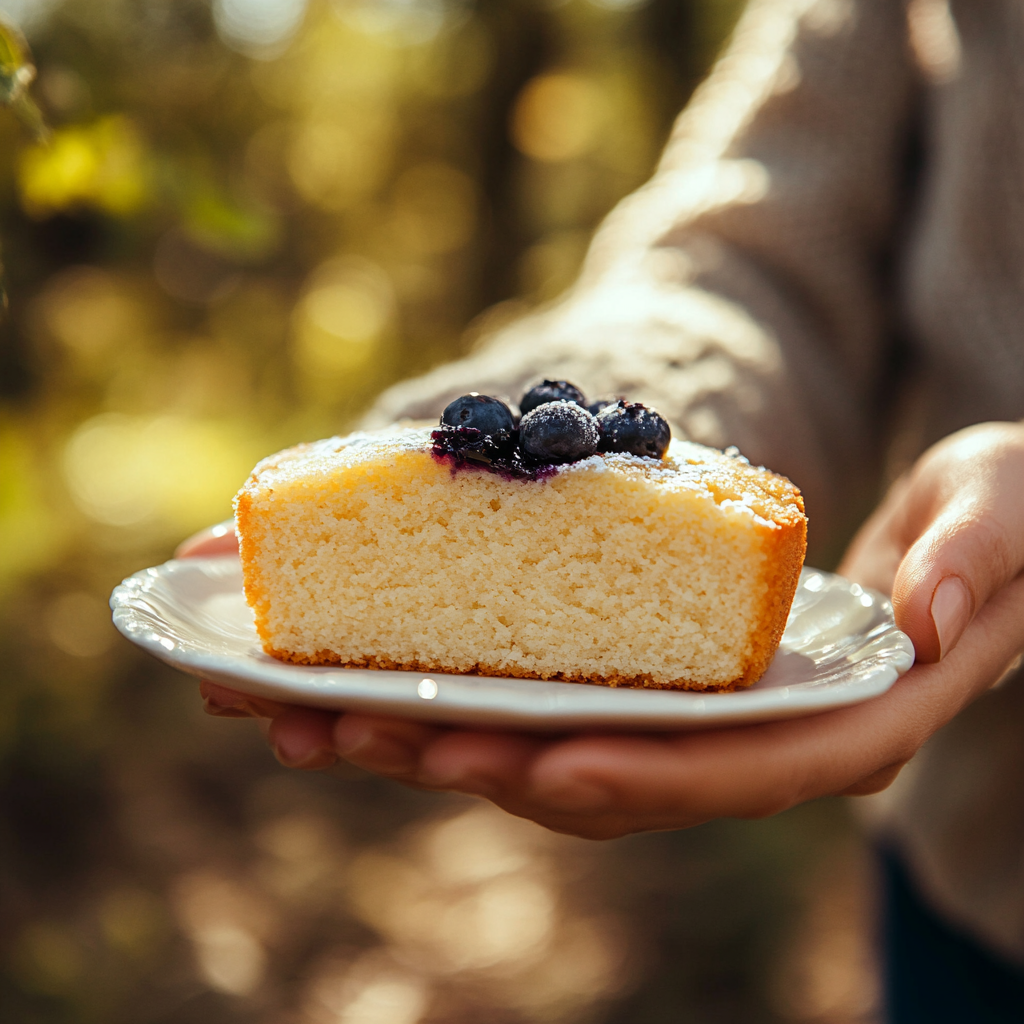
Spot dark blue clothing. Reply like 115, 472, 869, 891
882, 851, 1024, 1023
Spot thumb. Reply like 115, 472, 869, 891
893, 501, 1022, 664
176, 520, 237, 558
891, 423, 1024, 663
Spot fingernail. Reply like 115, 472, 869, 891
203, 697, 257, 718
931, 575, 972, 659
200, 680, 256, 717
534, 779, 611, 813
273, 733, 337, 770
334, 727, 417, 776
274, 746, 337, 770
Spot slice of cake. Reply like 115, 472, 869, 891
234, 384, 806, 691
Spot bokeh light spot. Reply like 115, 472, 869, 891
438, 873, 556, 969
347, 806, 562, 974
0, 0, 60, 32
173, 872, 272, 997
306, 284, 386, 343
294, 258, 394, 376
194, 924, 265, 995
35, 266, 140, 359
511, 73, 604, 163
423, 804, 530, 886
213, 0, 308, 58
18, 116, 148, 217
287, 120, 390, 211
332, 0, 448, 46
63, 414, 253, 530
341, 973, 429, 1024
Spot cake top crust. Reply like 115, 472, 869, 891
239, 427, 806, 529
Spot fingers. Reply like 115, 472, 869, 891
200, 679, 291, 719
892, 424, 1024, 662
325, 707, 908, 831
522, 725, 836, 828
176, 521, 238, 559
201, 681, 339, 771
325, 719, 671, 838
333, 715, 446, 779
416, 730, 550, 799
836, 760, 909, 796
268, 708, 339, 770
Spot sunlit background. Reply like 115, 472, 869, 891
0, 1, 879, 1021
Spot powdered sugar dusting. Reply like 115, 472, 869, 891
244, 426, 799, 525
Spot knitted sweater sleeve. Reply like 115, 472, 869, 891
363, 0, 919, 552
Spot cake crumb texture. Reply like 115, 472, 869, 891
235, 429, 807, 691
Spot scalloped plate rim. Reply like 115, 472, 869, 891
110, 557, 915, 732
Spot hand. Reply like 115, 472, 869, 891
186, 423, 1024, 836
840, 421, 1024, 662
175, 520, 239, 559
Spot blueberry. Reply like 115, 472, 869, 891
441, 394, 516, 435
586, 397, 618, 416
519, 401, 599, 463
519, 379, 586, 416
596, 401, 671, 459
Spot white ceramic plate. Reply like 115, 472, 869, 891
110, 558, 914, 732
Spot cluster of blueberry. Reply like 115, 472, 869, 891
431, 379, 671, 479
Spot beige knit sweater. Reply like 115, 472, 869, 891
366, 0, 1024, 963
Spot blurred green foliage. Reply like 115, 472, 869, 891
0, 2, 877, 1022
0, 17, 46, 141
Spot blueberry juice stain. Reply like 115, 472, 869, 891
430, 427, 560, 482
